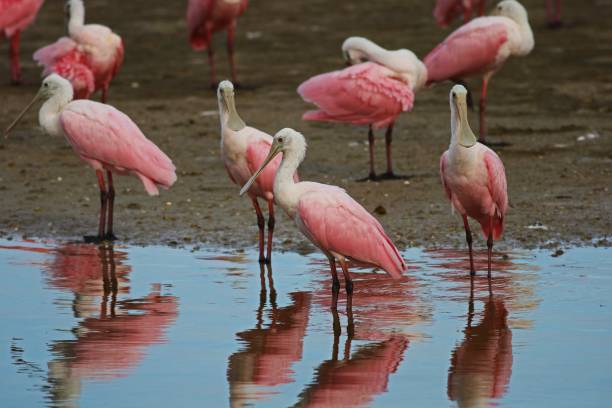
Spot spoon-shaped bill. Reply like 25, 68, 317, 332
239, 142, 282, 196
4, 92, 42, 138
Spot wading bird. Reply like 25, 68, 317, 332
5, 74, 176, 241
218, 81, 297, 263
187, 0, 248, 88
33, 0, 124, 102
434, 0, 487, 27
0, 0, 45, 84
425, 0, 533, 143
298, 37, 427, 181
240, 128, 406, 307
439, 85, 508, 277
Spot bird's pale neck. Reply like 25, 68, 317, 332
68, 0, 85, 35
273, 147, 303, 215
40, 89, 74, 137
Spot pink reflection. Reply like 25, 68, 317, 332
228, 263, 311, 406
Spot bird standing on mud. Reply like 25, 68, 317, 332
439, 85, 508, 277
241, 128, 406, 308
217, 80, 298, 264
425, 0, 534, 143
5, 74, 177, 242
298, 37, 427, 181
187, 0, 248, 88
33, 0, 124, 102
0, 0, 45, 84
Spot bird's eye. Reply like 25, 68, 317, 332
44, 83, 49, 87
452, 92, 456, 98
278, 137, 284, 143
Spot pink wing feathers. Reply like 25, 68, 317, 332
298, 62, 414, 129
0, 0, 44, 36
59, 101, 177, 196
298, 186, 406, 279
187, 0, 215, 50
425, 20, 508, 83
483, 149, 508, 239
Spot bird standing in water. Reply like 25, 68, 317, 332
440, 85, 508, 277
5, 74, 176, 241
0, 0, 45, 84
217, 80, 297, 263
298, 37, 427, 181
241, 128, 406, 308
425, 0, 534, 143
187, 0, 248, 88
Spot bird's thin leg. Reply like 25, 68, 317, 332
227, 22, 238, 85
360, 125, 376, 181
556, 0, 562, 22
462, 4, 472, 23
383, 122, 395, 177
265, 200, 275, 264
9, 31, 21, 85
478, 0, 487, 16
487, 216, 494, 279
479, 75, 490, 142
207, 45, 217, 89
463, 215, 476, 276
101, 84, 108, 104
251, 198, 266, 263
96, 170, 108, 240
329, 256, 340, 310
338, 258, 354, 297
105, 171, 117, 241
331, 307, 341, 360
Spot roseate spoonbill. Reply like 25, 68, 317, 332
218, 80, 297, 263
425, 0, 534, 142
440, 85, 508, 277
187, 0, 248, 88
4, 74, 177, 241
298, 37, 427, 180
0, 0, 45, 84
434, 0, 487, 27
33, 0, 124, 102
240, 128, 406, 307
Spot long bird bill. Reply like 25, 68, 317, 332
4, 91, 42, 139
239, 141, 282, 196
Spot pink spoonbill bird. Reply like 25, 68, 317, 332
5, 74, 177, 241
298, 37, 427, 181
187, 0, 248, 88
0, 0, 45, 84
434, 0, 487, 27
240, 128, 407, 307
440, 85, 508, 277
218, 80, 297, 263
425, 0, 533, 143
33, 0, 124, 102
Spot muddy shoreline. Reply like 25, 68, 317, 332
1, 0, 610, 254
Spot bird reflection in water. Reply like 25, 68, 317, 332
227, 262, 311, 407
9, 243, 178, 407
447, 278, 513, 408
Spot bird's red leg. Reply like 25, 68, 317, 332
101, 84, 108, 104
9, 31, 21, 85
251, 198, 265, 263
463, 5, 472, 23
328, 256, 340, 310
463, 215, 476, 276
338, 258, 354, 296
364, 125, 376, 181
96, 170, 108, 240
383, 122, 395, 178
207, 45, 217, 89
265, 199, 275, 264
478, 0, 487, 16
227, 22, 238, 85
105, 171, 116, 241
487, 216, 494, 279
478, 75, 490, 142
556, 0, 562, 24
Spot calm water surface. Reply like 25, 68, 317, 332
0, 240, 610, 407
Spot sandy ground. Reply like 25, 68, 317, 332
0, 0, 610, 253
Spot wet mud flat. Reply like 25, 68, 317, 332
0, 0, 610, 251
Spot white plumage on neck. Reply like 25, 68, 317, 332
273, 132, 306, 217
68, 0, 85, 35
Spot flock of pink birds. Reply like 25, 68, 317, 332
2, 0, 561, 306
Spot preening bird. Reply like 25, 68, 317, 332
425, 0, 534, 142
33, 0, 124, 102
5, 74, 177, 241
439, 85, 508, 277
240, 128, 406, 308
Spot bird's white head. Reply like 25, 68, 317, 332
217, 80, 245, 131
449, 85, 477, 148
493, 0, 528, 24
342, 37, 373, 66
239, 128, 307, 196
4, 74, 74, 138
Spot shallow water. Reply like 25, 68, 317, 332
0, 240, 610, 408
